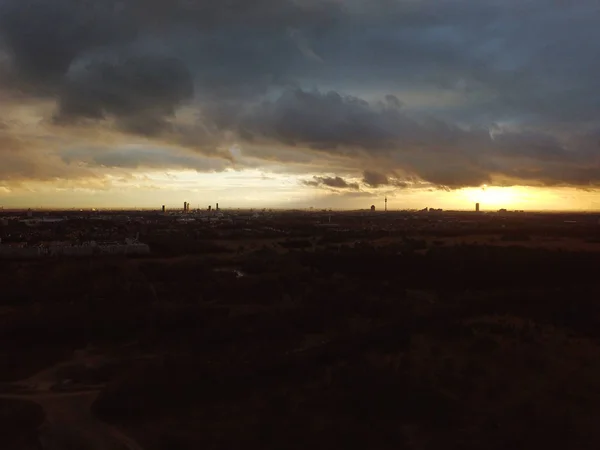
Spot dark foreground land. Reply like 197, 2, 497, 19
3, 210, 600, 449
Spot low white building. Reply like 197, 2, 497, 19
0, 245, 42, 259
1, 238, 150, 259
98, 239, 150, 255
62, 245, 95, 256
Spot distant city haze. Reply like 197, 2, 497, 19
1, 1, 600, 210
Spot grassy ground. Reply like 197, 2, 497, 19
3, 237, 600, 449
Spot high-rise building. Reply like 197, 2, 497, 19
385, 196, 387, 212
475, 202, 480, 212
162, 205, 165, 214
216, 203, 219, 211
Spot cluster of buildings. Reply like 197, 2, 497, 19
0, 237, 149, 259
162, 203, 221, 215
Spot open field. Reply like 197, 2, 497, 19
2, 210, 600, 449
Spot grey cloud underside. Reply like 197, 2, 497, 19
0, 0, 136, 87
60, 146, 229, 172
363, 170, 389, 188
221, 88, 600, 188
360, 170, 409, 189
303, 176, 359, 190
56, 55, 194, 136
1, 0, 600, 188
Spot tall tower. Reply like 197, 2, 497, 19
216, 203, 219, 211
475, 202, 480, 212
162, 205, 165, 214
385, 196, 387, 212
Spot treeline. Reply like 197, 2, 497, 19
300, 244, 600, 291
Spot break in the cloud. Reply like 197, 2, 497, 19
1, 0, 600, 206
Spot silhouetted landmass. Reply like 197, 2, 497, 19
2, 210, 600, 449
0, 399, 45, 448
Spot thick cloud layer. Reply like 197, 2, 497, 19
0, 0, 136, 88
1, 0, 600, 189
56, 55, 194, 135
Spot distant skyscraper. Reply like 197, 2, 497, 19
385, 196, 387, 212
162, 205, 165, 214
216, 203, 219, 211
208, 205, 212, 212
476, 202, 480, 212
184, 202, 187, 212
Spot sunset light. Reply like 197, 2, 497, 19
0, 0, 599, 211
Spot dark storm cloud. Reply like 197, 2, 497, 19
304, 176, 359, 190
214, 88, 493, 187
0, 0, 136, 88
0, 0, 337, 94
362, 170, 388, 187
55, 55, 194, 136
1, 0, 600, 187
233, 89, 415, 151
216, 87, 600, 188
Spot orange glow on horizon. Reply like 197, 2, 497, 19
1, 170, 600, 211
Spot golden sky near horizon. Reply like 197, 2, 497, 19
1, 166, 598, 211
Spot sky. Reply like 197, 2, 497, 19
1, 0, 600, 211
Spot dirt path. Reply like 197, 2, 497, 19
0, 350, 145, 450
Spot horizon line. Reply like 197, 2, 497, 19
2, 207, 600, 214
